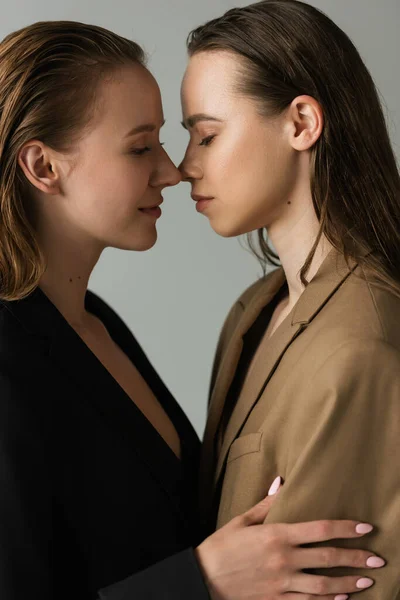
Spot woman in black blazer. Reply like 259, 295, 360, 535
0, 19, 381, 600
0, 285, 208, 599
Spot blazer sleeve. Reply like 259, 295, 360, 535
97, 548, 210, 600
263, 339, 400, 600
0, 372, 210, 600
0, 373, 54, 598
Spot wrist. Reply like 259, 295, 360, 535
194, 541, 219, 600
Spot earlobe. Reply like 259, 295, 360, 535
18, 141, 61, 195
289, 95, 324, 152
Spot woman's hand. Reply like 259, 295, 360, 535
195, 478, 385, 600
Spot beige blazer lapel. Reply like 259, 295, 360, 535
214, 316, 305, 486
199, 268, 286, 517
213, 249, 359, 496
292, 249, 358, 324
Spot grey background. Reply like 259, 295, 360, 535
1, 0, 398, 435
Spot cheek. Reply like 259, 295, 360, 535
206, 128, 265, 193
221, 136, 292, 203
115, 166, 150, 214
204, 143, 242, 192
64, 160, 152, 240
84, 160, 150, 214
206, 139, 296, 236
107, 157, 150, 199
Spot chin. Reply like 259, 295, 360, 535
114, 229, 158, 252
209, 217, 248, 238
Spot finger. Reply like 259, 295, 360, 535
239, 477, 282, 527
288, 574, 374, 595
268, 476, 282, 496
284, 594, 350, 600
286, 520, 374, 545
295, 547, 386, 570
239, 495, 276, 527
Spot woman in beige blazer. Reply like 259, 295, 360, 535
179, 1, 400, 600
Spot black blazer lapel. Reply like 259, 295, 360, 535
3, 286, 197, 528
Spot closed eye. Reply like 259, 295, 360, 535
131, 142, 165, 156
199, 135, 215, 147
131, 146, 152, 155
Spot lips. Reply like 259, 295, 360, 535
191, 194, 215, 214
191, 194, 214, 202
139, 199, 163, 211
139, 199, 163, 218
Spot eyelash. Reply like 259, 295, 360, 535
199, 135, 216, 147
131, 142, 165, 156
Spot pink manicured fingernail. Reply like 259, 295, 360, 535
356, 523, 373, 534
268, 476, 282, 496
366, 556, 385, 568
357, 578, 374, 589
335, 595, 349, 600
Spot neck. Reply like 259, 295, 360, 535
268, 199, 333, 311
38, 229, 103, 329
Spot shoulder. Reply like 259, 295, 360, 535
318, 337, 400, 370
317, 268, 400, 354
359, 272, 400, 349
309, 339, 400, 408
0, 368, 51, 459
0, 300, 44, 372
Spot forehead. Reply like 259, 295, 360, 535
181, 51, 239, 106
96, 64, 163, 130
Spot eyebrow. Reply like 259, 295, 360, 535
124, 120, 166, 137
181, 113, 223, 130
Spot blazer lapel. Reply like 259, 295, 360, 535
199, 268, 286, 517
213, 249, 359, 501
4, 287, 189, 527
214, 317, 304, 485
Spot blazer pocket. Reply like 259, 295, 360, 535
218, 432, 264, 528
227, 432, 263, 464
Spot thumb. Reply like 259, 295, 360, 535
240, 476, 282, 526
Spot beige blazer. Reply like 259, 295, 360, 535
201, 249, 400, 599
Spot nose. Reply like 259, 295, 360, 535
178, 153, 202, 182
177, 160, 188, 181
166, 164, 182, 187
152, 148, 182, 189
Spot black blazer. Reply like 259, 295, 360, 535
0, 287, 210, 599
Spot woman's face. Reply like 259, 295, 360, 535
39, 64, 181, 252
179, 51, 301, 238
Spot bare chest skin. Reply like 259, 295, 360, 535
75, 313, 182, 460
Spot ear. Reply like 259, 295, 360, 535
287, 95, 324, 151
18, 141, 62, 195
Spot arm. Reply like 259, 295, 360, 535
0, 374, 54, 599
263, 340, 400, 600
98, 549, 210, 600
